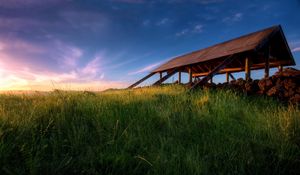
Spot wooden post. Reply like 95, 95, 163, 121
245, 57, 251, 81
160, 72, 163, 79
265, 47, 270, 78
278, 65, 283, 72
188, 67, 192, 84
178, 71, 181, 84
226, 72, 229, 83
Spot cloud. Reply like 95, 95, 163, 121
292, 47, 300, 53
111, 0, 145, 4
166, 0, 223, 4
196, 0, 223, 4
0, 55, 125, 91
290, 40, 300, 53
176, 29, 189, 37
80, 55, 102, 78
0, 0, 61, 8
193, 24, 203, 33
0, 39, 45, 54
112, 0, 223, 4
156, 18, 170, 26
142, 20, 151, 26
176, 24, 203, 36
51, 40, 83, 69
60, 11, 110, 32
222, 13, 243, 23
0, 35, 125, 91
128, 60, 167, 75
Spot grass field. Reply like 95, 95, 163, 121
0, 85, 299, 175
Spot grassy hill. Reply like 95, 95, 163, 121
0, 85, 299, 175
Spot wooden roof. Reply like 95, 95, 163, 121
152, 25, 295, 73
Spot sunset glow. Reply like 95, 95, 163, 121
0, 0, 299, 91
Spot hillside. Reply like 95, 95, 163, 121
0, 85, 299, 175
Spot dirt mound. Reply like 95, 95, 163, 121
213, 68, 300, 104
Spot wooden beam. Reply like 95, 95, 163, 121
128, 72, 155, 89
229, 73, 235, 80
245, 57, 252, 81
191, 54, 236, 90
192, 63, 282, 77
188, 67, 193, 84
178, 71, 181, 84
197, 64, 205, 72
160, 72, 163, 79
265, 47, 270, 78
203, 64, 210, 72
153, 69, 177, 86
236, 59, 243, 67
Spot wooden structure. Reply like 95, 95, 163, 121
128, 25, 295, 89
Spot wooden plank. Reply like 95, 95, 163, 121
128, 72, 155, 89
153, 69, 177, 86
190, 55, 236, 90
178, 71, 181, 84
160, 72, 163, 79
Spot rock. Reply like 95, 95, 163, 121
236, 78, 246, 87
275, 68, 300, 77
283, 78, 297, 90
258, 78, 273, 92
267, 86, 281, 97
284, 88, 295, 98
289, 94, 300, 104
198, 67, 299, 104
245, 80, 259, 94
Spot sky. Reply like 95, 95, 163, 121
0, 0, 300, 91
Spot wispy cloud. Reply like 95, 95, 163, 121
176, 24, 203, 36
80, 55, 102, 78
156, 18, 170, 26
0, 56, 125, 91
142, 19, 151, 26
292, 47, 300, 53
167, 0, 223, 4
128, 61, 165, 75
60, 11, 111, 33
222, 13, 243, 24
0, 0, 68, 8
52, 40, 83, 69
111, 0, 145, 4
142, 18, 172, 27
290, 40, 300, 53
0, 36, 124, 91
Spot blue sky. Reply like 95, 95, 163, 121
0, 0, 299, 90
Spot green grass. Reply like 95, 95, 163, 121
0, 85, 299, 175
